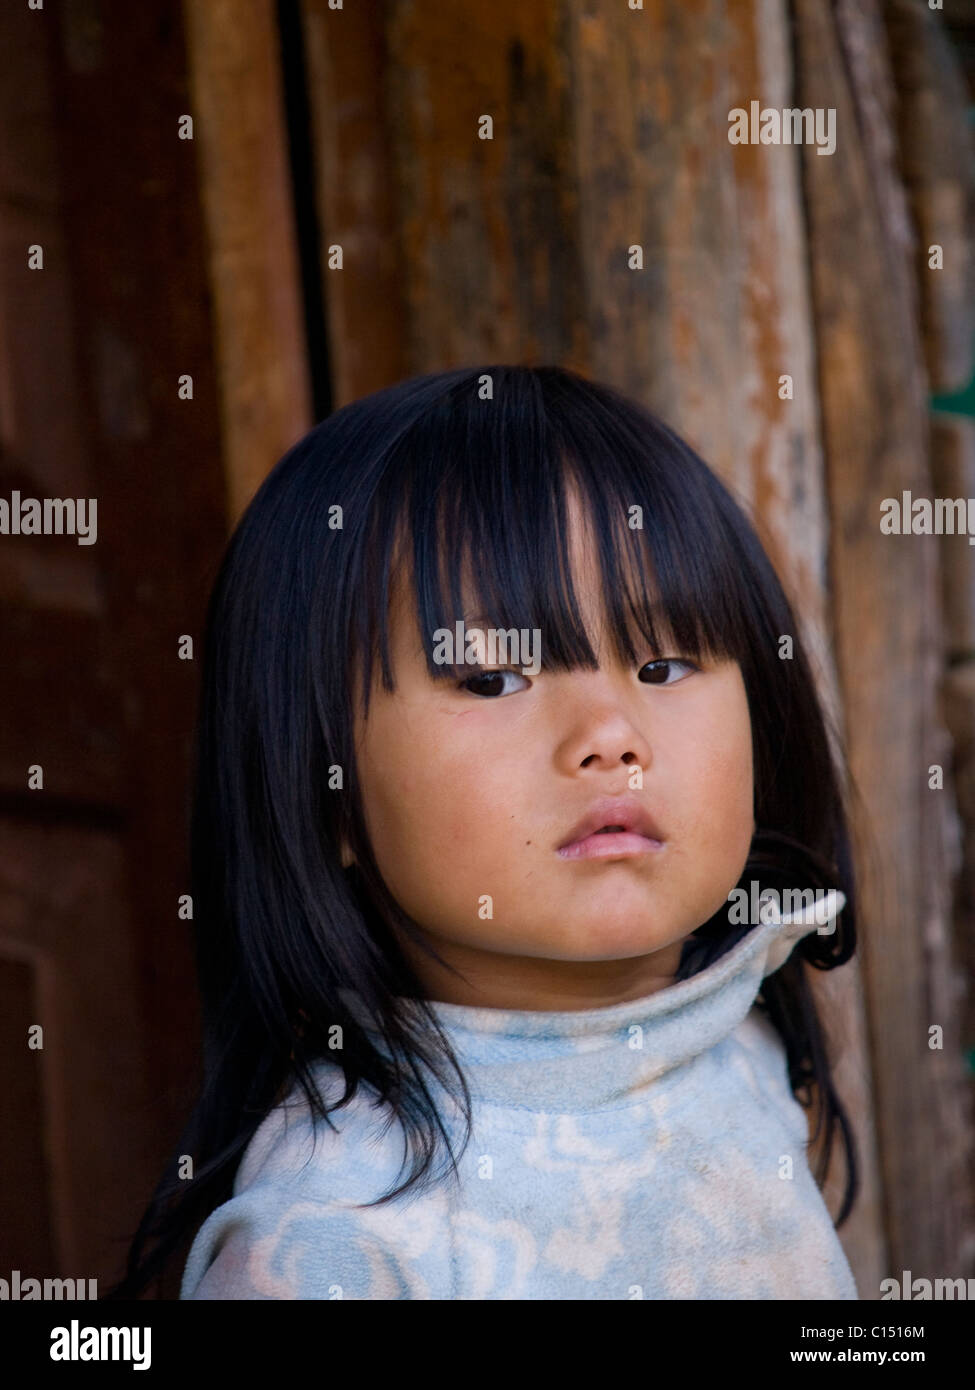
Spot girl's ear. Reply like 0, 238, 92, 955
340, 837, 357, 869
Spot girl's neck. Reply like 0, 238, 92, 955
393, 925, 687, 1011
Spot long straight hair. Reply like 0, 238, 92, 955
103, 363, 859, 1299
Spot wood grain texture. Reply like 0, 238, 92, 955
885, 0, 975, 395
887, 7, 975, 1201
383, 0, 586, 370
797, 0, 975, 1277
182, 0, 312, 518
933, 412, 975, 1219
23, 0, 236, 1288
300, 0, 409, 407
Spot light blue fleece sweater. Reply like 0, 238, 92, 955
180, 891, 858, 1300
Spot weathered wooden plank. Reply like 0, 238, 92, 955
300, 0, 409, 407
40, 0, 233, 1288
944, 652, 975, 1087
881, 0, 975, 1270
0, 3, 101, 618
933, 416, 975, 659
796, 0, 975, 1277
182, 0, 313, 519
382, 0, 586, 370
933, 413, 975, 1180
885, 0, 975, 395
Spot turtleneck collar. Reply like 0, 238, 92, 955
341, 890, 846, 1115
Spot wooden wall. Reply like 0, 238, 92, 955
0, 1, 228, 1286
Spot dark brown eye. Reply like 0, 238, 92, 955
459, 669, 530, 698
638, 659, 697, 686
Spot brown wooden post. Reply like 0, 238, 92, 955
885, 5, 975, 1171
796, 0, 975, 1279
300, 0, 410, 407
182, 0, 313, 521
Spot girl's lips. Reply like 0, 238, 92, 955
556, 830, 665, 861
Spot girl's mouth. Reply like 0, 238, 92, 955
555, 796, 667, 859
557, 829, 665, 861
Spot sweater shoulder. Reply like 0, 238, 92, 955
180, 1062, 449, 1299
233, 1060, 409, 1201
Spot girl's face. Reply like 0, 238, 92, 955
349, 490, 755, 1010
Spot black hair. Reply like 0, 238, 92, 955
103, 363, 860, 1299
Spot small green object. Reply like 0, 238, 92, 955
930, 374, 975, 418
930, 324, 975, 418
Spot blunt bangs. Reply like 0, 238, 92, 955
348, 365, 756, 710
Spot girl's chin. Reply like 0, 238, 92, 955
542, 924, 686, 962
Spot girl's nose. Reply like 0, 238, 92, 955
555, 694, 653, 775
579, 744, 643, 770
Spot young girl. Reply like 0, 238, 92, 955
106, 363, 860, 1300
